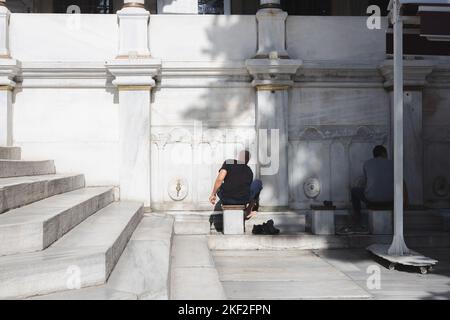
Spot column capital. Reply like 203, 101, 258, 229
0, 59, 20, 90
106, 59, 161, 90
246, 58, 302, 90
379, 59, 434, 90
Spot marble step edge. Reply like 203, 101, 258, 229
0, 160, 56, 178
27, 213, 175, 300
0, 174, 86, 214
207, 233, 450, 251
0, 201, 144, 300
0, 147, 21, 160
170, 211, 307, 221
0, 187, 114, 256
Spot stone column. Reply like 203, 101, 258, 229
0, 2, 19, 147
246, 59, 301, 208
0, 0, 10, 58
246, 1, 301, 209
107, 1, 161, 207
380, 60, 434, 207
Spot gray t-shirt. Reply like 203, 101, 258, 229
363, 158, 394, 202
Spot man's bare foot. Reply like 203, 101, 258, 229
245, 211, 258, 220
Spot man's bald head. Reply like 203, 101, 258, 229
238, 150, 251, 164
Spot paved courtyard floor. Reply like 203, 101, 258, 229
212, 247, 450, 300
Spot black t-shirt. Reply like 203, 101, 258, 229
219, 159, 253, 202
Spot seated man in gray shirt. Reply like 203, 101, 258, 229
342, 145, 394, 234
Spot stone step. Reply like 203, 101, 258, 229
173, 211, 307, 235
0, 160, 56, 178
245, 212, 306, 234
0, 187, 114, 256
207, 232, 450, 251
334, 211, 445, 232
0, 147, 21, 160
0, 201, 144, 299
0, 174, 86, 214
25, 213, 175, 300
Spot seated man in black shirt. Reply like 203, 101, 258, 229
209, 150, 263, 219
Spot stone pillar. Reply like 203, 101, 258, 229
246, 59, 301, 208
247, 1, 301, 209
107, 1, 161, 207
380, 60, 434, 206
255, 0, 288, 59
0, 0, 10, 58
0, 2, 19, 147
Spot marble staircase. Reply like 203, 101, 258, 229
0, 147, 21, 160
0, 159, 56, 178
0, 148, 145, 299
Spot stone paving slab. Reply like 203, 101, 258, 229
171, 267, 227, 300
27, 286, 137, 300
105, 214, 174, 300
170, 235, 226, 300
172, 235, 215, 268
221, 280, 370, 300
213, 250, 371, 300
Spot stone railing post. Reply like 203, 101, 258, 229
0, 1, 19, 147
255, 0, 288, 59
106, 0, 161, 207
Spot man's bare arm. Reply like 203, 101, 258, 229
209, 169, 227, 205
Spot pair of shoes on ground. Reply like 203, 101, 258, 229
336, 225, 370, 235
252, 219, 280, 235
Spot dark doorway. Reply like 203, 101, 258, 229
53, 0, 113, 14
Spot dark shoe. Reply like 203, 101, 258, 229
352, 225, 370, 235
337, 226, 355, 235
337, 225, 369, 235
263, 220, 280, 235
252, 224, 264, 235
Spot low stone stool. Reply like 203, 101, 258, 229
368, 209, 393, 235
311, 206, 335, 235
222, 205, 245, 235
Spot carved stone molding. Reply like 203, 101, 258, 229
294, 61, 384, 88
379, 59, 434, 90
290, 125, 388, 142
106, 59, 161, 89
246, 58, 302, 90
0, 59, 20, 89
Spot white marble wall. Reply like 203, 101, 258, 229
288, 87, 390, 209
423, 88, 450, 207
286, 16, 387, 62
151, 86, 256, 210
13, 87, 120, 187
7, 13, 447, 210
9, 14, 118, 61
149, 15, 257, 61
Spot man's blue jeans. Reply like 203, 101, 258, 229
218, 179, 263, 205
